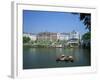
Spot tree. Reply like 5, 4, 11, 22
23, 36, 30, 43
80, 13, 91, 31
82, 32, 90, 40
72, 13, 91, 31
82, 32, 91, 49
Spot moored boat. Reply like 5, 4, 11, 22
56, 55, 74, 62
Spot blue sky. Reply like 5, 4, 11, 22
23, 10, 88, 35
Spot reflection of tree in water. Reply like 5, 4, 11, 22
75, 48, 82, 61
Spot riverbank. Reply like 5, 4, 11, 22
23, 43, 79, 48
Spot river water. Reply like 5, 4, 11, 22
23, 47, 90, 69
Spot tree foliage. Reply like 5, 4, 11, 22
82, 32, 90, 40
72, 13, 91, 31
80, 13, 91, 31
23, 36, 30, 43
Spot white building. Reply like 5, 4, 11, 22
57, 33, 60, 40
69, 31, 79, 40
23, 33, 37, 41
23, 31, 80, 42
57, 33, 71, 41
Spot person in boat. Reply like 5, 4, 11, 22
61, 54, 65, 58
56, 54, 65, 61
64, 56, 69, 61
60, 54, 66, 61
68, 56, 74, 62
56, 55, 74, 62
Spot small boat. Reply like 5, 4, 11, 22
56, 55, 74, 62
68, 56, 74, 62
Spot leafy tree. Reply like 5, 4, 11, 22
23, 36, 30, 43
72, 13, 91, 31
80, 13, 91, 31
82, 32, 91, 49
82, 32, 90, 40
30, 40, 35, 44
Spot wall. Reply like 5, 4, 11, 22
0, 0, 99, 80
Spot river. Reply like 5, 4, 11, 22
23, 47, 90, 69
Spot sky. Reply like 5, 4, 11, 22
23, 10, 88, 35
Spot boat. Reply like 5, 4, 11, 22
56, 55, 74, 62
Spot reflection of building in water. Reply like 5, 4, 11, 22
55, 48, 63, 56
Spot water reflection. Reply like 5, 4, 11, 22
23, 47, 90, 69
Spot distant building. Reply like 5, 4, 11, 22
69, 30, 79, 39
37, 32, 57, 41
23, 33, 37, 41
67, 31, 80, 47
57, 33, 69, 41
23, 31, 80, 44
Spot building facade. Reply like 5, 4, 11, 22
23, 31, 80, 42
57, 33, 70, 41
69, 31, 79, 39
37, 32, 57, 41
